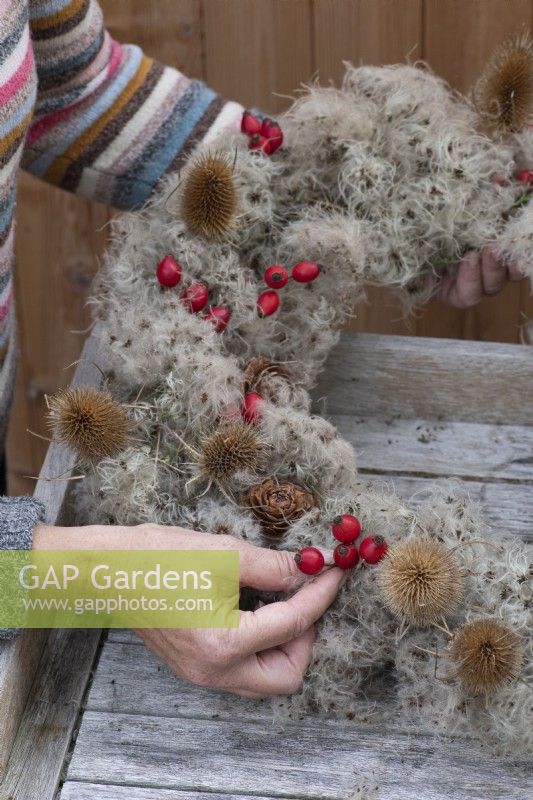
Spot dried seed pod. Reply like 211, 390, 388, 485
199, 422, 265, 481
241, 477, 318, 538
180, 154, 238, 238
449, 617, 523, 693
377, 537, 463, 625
474, 32, 533, 132
242, 357, 294, 402
47, 388, 131, 461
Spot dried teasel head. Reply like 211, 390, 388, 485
47, 388, 131, 461
198, 421, 266, 482
180, 153, 238, 239
449, 617, 523, 694
474, 32, 533, 132
377, 537, 463, 626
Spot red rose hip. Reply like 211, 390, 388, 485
261, 119, 284, 153
291, 260, 321, 283
241, 111, 261, 136
295, 546, 325, 575
359, 535, 388, 564
516, 169, 533, 184
264, 265, 289, 289
241, 391, 263, 424
205, 306, 231, 332
332, 514, 361, 544
257, 289, 280, 317
181, 282, 209, 312
249, 134, 268, 152
333, 544, 360, 570
156, 255, 182, 288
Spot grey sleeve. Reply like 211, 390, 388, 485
0, 496, 45, 641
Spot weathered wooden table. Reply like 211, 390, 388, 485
0, 331, 532, 800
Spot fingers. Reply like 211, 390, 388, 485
447, 251, 483, 308
438, 247, 525, 309
238, 541, 303, 592
237, 566, 346, 655
481, 247, 507, 296
225, 627, 315, 697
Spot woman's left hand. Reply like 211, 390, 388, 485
435, 246, 524, 308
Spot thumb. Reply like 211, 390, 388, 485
237, 540, 305, 592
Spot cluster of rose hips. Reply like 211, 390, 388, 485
295, 514, 388, 575
257, 261, 321, 317
241, 111, 283, 155
156, 255, 231, 332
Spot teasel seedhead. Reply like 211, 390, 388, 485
449, 617, 523, 694
180, 154, 238, 238
474, 32, 533, 132
198, 421, 266, 482
377, 537, 464, 626
47, 388, 131, 461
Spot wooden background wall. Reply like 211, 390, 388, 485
8, 0, 533, 495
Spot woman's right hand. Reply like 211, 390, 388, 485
33, 522, 345, 697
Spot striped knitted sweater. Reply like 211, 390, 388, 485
0, 0, 243, 599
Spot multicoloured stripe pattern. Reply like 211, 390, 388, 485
0, 0, 243, 440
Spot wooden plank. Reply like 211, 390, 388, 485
0, 330, 104, 791
313, 333, 533, 424
101, 1, 204, 77
334, 414, 533, 483
62, 787, 282, 800
203, 0, 313, 114
87, 636, 392, 722
86, 640, 270, 720
420, 0, 533, 345
65, 710, 531, 800
0, 630, 102, 800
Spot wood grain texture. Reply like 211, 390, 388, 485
335, 415, 533, 482
61, 788, 282, 800
0, 629, 102, 800
65, 710, 531, 799
0, 330, 104, 792
313, 332, 533, 424
203, 0, 313, 113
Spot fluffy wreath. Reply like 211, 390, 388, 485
50, 38, 533, 753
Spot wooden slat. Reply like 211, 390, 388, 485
0, 630, 102, 800
313, 333, 533, 424
335, 415, 533, 483
61, 787, 280, 800
0, 330, 104, 793
65, 710, 531, 800
203, 0, 313, 114
86, 641, 270, 720
102, 0, 204, 77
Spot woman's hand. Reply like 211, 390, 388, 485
33, 522, 345, 698
435, 246, 523, 308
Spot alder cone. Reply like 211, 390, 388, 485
242, 478, 318, 538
